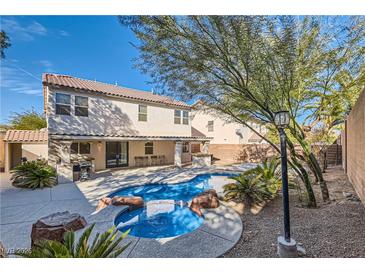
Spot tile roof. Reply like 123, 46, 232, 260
43, 73, 190, 108
248, 132, 263, 143
5, 129, 48, 143
50, 133, 212, 141
191, 126, 206, 137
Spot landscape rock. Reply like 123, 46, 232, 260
96, 196, 144, 212
96, 197, 113, 211
31, 211, 87, 246
0, 241, 6, 258
111, 196, 144, 208
190, 189, 220, 216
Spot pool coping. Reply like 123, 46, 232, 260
122, 204, 243, 258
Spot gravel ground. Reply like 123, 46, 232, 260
223, 166, 365, 258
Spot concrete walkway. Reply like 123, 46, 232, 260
0, 164, 254, 257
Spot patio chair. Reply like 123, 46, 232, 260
142, 156, 149, 166
135, 156, 143, 167
151, 155, 158, 166
158, 155, 166, 165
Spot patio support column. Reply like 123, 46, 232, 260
4, 142, 11, 173
202, 141, 210, 154
49, 139, 73, 183
174, 141, 183, 167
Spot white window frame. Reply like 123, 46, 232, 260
182, 111, 189, 125
55, 93, 71, 116
138, 105, 147, 122
71, 142, 91, 155
145, 142, 154, 155
208, 120, 214, 132
75, 95, 89, 117
174, 110, 181, 124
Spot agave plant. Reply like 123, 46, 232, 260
16, 224, 130, 258
11, 160, 57, 189
223, 173, 273, 206
245, 158, 282, 196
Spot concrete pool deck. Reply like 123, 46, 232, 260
0, 164, 255, 258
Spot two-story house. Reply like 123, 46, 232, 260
43, 74, 211, 182
191, 101, 268, 163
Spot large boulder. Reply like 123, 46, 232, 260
111, 196, 144, 208
190, 189, 220, 217
31, 211, 87, 247
96, 196, 144, 212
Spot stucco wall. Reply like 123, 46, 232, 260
47, 87, 191, 137
209, 143, 277, 164
191, 104, 265, 144
344, 90, 365, 205
22, 143, 48, 161
11, 144, 22, 168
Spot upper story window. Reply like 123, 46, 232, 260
75, 96, 88, 117
55, 93, 71, 115
71, 142, 91, 154
208, 121, 214, 132
174, 110, 189, 125
145, 142, 154, 155
138, 105, 147, 121
174, 110, 181, 124
182, 111, 189, 125
182, 142, 189, 153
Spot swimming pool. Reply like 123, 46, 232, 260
113, 173, 236, 238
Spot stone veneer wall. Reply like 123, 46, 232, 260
343, 90, 365, 205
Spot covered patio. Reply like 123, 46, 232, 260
48, 134, 212, 183
3, 129, 48, 173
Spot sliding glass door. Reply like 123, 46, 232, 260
106, 142, 129, 168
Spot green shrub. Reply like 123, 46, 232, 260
223, 173, 273, 206
11, 160, 57, 189
224, 158, 282, 205
244, 158, 282, 196
15, 224, 130, 258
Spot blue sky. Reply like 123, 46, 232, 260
0, 16, 154, 123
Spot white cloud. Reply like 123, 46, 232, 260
37, 60, 54, 72
59, 30, 70, 37
1, 18, 48, 41
0, 64, 43, 96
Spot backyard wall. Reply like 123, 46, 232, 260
342, 89, 365, 205
22, 143, 48, 161
209, 144, 277, 164
0, 131, 5, 172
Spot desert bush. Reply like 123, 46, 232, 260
11, 160, 57, 189
224, 158, 283, 205
15, 224, 130, 258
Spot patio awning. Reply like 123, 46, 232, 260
4, 129, 48, 143
49, 133, 212, 142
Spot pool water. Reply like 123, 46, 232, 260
112, 173, 236, 238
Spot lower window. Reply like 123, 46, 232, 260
71, 142, 91, 154
145, 142, 154, 155
191, 143, 201, 153
182, 142, 189, 153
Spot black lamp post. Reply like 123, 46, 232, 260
274, 110, 298, 257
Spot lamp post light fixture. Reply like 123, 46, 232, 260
274, 110, 298, 257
